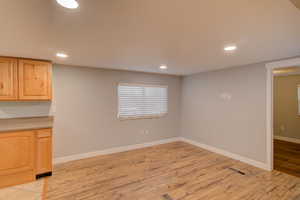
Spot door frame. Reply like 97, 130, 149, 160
265, 57, 300, 171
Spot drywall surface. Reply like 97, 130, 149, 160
52, 65, 181, 158
0, 65, 181, 158
181, 63, 267, 163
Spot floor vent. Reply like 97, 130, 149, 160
228, 168, 246, 175
162, 194, 173, 200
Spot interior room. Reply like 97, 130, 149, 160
0, 0, 300, 200
273, 67, 300, 177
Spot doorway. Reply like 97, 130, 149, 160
272, 67, 300, 177
266, 58, 300, 172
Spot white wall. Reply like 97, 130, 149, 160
53, 65, 182, 158
0, 102, 53, 119
0, 61, 286, 165
181, 63, 267, 163
0, 65, 182, 158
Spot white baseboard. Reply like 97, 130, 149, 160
54, 137, 270, 171
274, 135, 300, 144
54, 137, 181, 164
179, 137, 270, 171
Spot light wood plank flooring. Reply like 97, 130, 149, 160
0, 179, 44, 200
45, 142, 300, 200
274, 139, 300, 177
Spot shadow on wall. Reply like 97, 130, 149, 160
0, 102, 54, 119
290, 0, 300, 10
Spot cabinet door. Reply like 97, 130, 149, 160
18, 59, 52, 100
36, 129, 52, 174
0, 131, 36, 187
0, 57, 18, 100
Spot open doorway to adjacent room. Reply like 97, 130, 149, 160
273, 66, 300, 177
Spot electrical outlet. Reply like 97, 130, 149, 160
220, 93, 232, 101
280, 125, 285, 133
140, 130, 149, 135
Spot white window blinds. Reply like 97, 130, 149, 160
118, 84, 168, 119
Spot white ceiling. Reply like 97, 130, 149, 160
0, 0, 300, 75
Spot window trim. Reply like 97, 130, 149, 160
117, 83, 168, 120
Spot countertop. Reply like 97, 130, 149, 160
0, 116, 54, 133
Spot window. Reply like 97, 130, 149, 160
118, 84, 168, 119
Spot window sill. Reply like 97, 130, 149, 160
118, 114, 167, 121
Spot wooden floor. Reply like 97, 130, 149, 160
45, 142, 300, 200
274, 139, 300, 177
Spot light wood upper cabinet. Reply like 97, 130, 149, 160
36, 129, 52, 175
18, 59, 52, 100
0, 57, 52, 101
0, 58, 18, 100
0, 131, 36, 188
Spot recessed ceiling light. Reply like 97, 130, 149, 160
56, 53, 68, 58
160, 65, 168, 70
56, 0, 79, 9
224, 45, 237, 51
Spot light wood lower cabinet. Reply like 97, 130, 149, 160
0, 131, 36, 188
36, 129, 52, 175
0, 128, 52, 188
